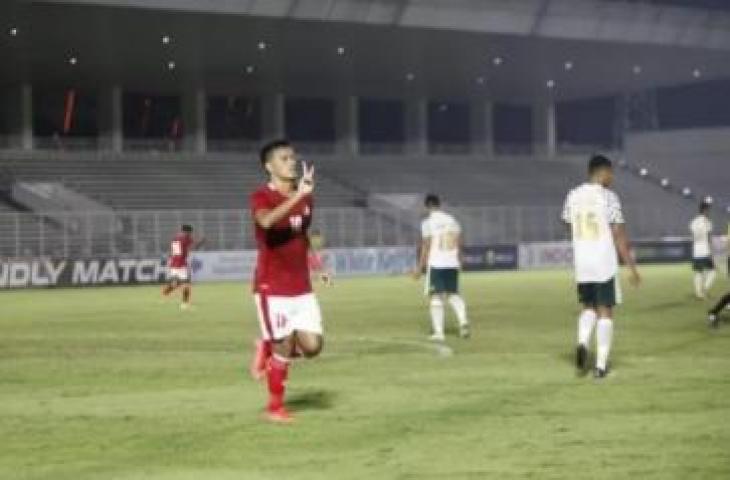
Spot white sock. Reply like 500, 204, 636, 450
704, 270, 716, 292
694, 273, 705, 297
430, 298, 445, 337
448, 295, 468, 327
577, 309, 597, 346
596, 318, 613, 371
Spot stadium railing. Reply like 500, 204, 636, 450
0, 205, 695, 260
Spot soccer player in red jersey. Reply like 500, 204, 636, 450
161, 224, 204, 310
248, 139, 324, 423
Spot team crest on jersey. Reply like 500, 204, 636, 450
290, 215, 303, 230
303, 206, 310, 216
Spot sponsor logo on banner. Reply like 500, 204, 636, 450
462, 245, 518, 271
319, 247, 417, 276
189, 251, 258, 282
518, 240, 693, 270
518, 241, 573, 269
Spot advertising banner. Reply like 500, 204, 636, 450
461, 245, 519, 271
0, 258, 167, 289
633, 240, 691, 264
518, 241, 573, 269
189, 251, 257, 282
320, 246, 417, 277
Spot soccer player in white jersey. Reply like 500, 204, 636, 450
689, 202, 715, 299
562, 155, 641, 378
413, 194, 470, 341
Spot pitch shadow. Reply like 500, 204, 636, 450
286, 390, 336, 411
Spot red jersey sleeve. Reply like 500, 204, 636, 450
250, 189, 272, 217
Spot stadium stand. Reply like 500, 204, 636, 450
0, 151, 364, 210
0, 149, 700, 257
626, 129, 730, 209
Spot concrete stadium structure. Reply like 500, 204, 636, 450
0, 0, 728, 257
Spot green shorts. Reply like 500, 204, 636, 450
577, 277, 617, 307
427, 268, 459, 295
692, 257, 715, 272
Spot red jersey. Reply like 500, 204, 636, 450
169, 232, 193, 268
250, 184, 313, 296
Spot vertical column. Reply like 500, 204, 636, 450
99, 85, 123, 153
612, 95, 628, 151
532, 101, 556, 158
335, 95, 358, 156
262, 93, 285, 140
470, 99, 494, 158
2, 83, 33, 149
20, 83, 33, 150
183, 86, 206, 154
405, 96, 428, 156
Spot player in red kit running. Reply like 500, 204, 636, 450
161, 224, 204, 310
248, 139, 324, 423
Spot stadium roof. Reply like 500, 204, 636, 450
2, 0, 730, 102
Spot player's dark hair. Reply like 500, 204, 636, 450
181, 224, 193, 233
259, 139, 292, 166
699, 202, 711, 213
424, 194, 441, 208
588, 154, 612, 175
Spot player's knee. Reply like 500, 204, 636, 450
300, 339, 323, 358
430, 297, 444, 308
302, 346, 322, 358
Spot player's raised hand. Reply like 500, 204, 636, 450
298, 161, 315, 195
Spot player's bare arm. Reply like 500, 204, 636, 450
456, 233, 464, 269
611, 223, 641, 286
413, 237, 431, 279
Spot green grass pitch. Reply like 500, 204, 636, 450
1, 264, 729, 480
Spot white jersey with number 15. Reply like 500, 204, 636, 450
562, 183, 625, 283
421, 210, 461, 269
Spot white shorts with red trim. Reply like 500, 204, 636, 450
254, 293, 323, 341
168, 267, 190, 282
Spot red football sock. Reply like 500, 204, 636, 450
267, 355, 289, 411
182, 285, 191, 303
